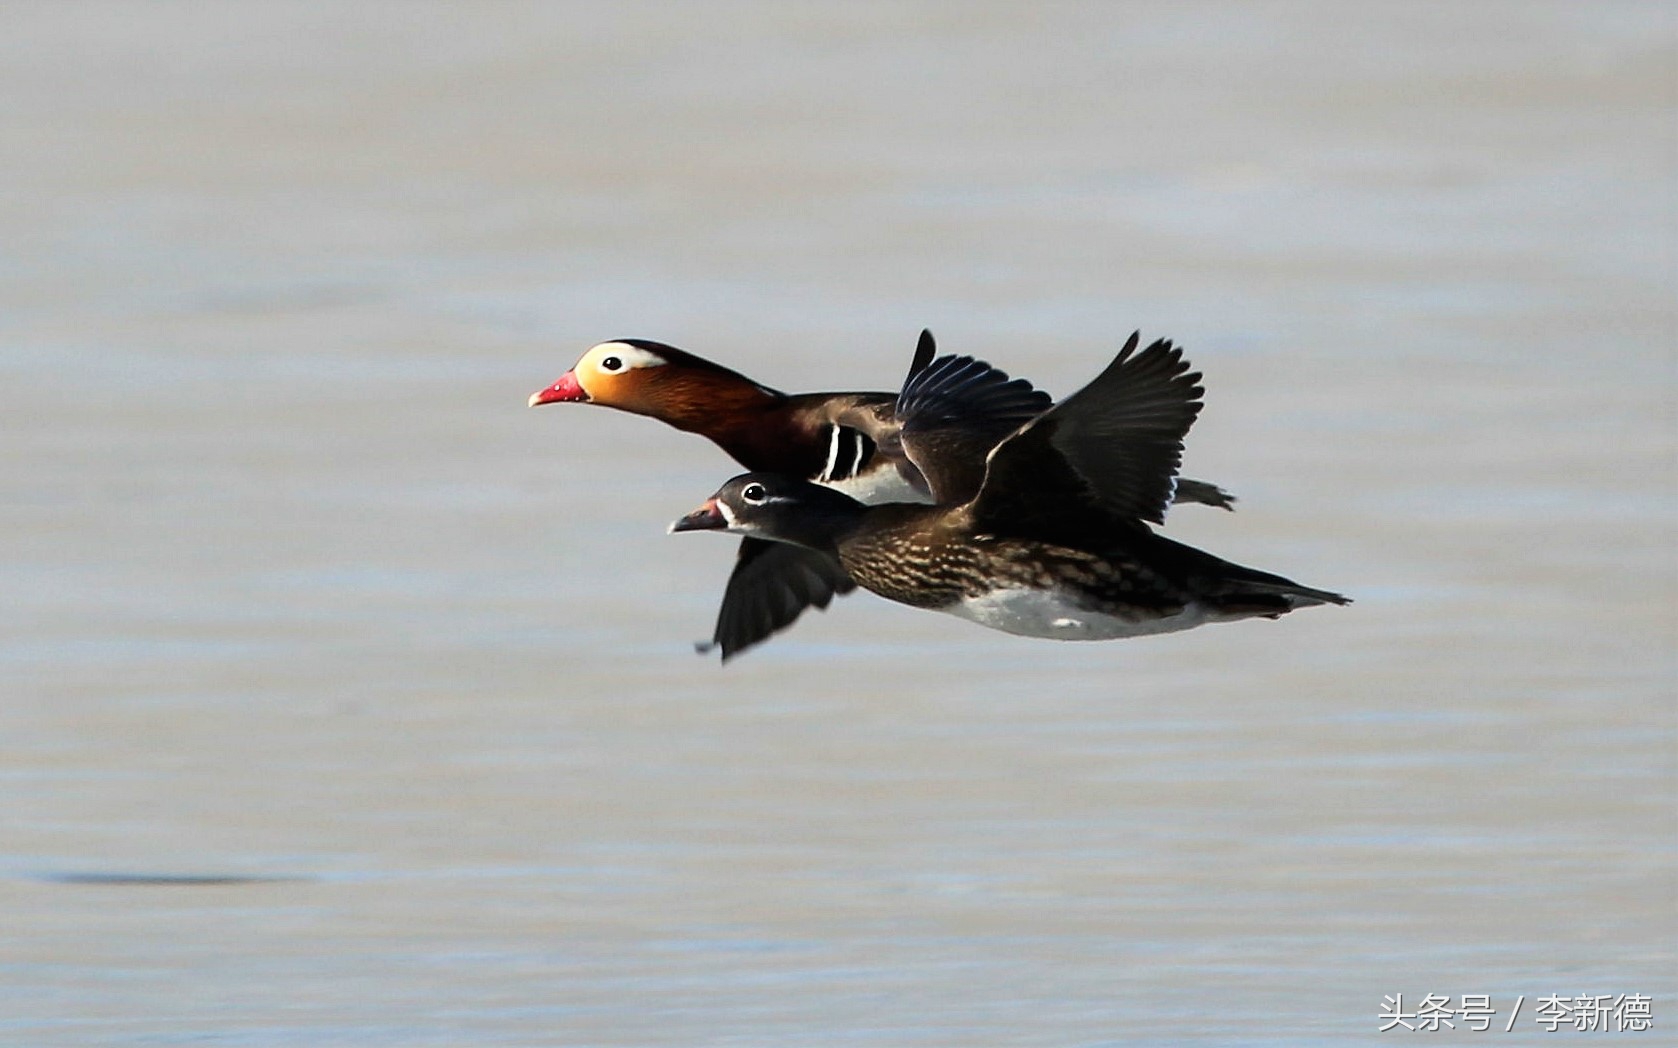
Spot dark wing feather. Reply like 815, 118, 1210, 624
905, 329, 938, 385
697, 538, 857, 662
894, 354, 1053, 504
973, 332, 1204, 528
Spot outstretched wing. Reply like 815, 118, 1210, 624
973, 332, 1204, 528
894, 353, 1053, 504
697, 537, 857, 662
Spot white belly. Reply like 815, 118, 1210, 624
945, 588, 1213, 640
823, 468, 928, 506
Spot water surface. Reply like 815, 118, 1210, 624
1, 3, 1672, 1044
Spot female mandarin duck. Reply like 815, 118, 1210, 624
531, 333, 1235, 659
671, 335, 1347, 643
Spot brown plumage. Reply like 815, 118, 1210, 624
671, 335, 1347, 647
533, 332, 1239, 658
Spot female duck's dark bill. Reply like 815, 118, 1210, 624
528, 370, 588, 406
669, 498, 728, 533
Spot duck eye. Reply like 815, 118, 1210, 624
741, 483, 768, 504
599, 355, 623, 372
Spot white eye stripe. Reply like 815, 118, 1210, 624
588, 341, 668, 371
737, 485, 794, 508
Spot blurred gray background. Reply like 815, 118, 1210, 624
2, 2, 1672, 1044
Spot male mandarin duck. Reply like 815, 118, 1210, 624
531, 333, 1236, 659
671, 334, 1347, 643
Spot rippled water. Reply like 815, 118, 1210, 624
2, 3, 1672, 1044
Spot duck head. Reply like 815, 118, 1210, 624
528, 340, 675, 409
670, 472, 867, 552
529, 339, 782, 422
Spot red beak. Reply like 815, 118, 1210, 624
528, 370, 587, 406
669, 498, 728, 533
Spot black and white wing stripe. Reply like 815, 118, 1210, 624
815, 425, 876, 485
